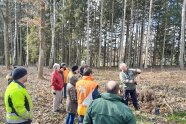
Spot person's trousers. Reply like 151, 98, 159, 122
63, 84, 67, 98
78, 115, 84, 124
66, 113, 75, 124
53, 90, 62, 111
124, 89, 139, 110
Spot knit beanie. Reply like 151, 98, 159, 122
71, 65, 78, 73
60, 63, 66, 68
12, 67, 28, 80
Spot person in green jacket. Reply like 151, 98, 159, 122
83, 81, 136, 124
4, 67, 33, 124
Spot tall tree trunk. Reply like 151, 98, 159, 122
68, 23, 73, 66
62, 0, 65, 63
152, 20, 159, 66
127, 0, 134, 66
120, 0, 127, 63
68, 40, 72, 66
4, 19, 9, 67
18, 2, 22, 65
103, 37, 106, 67
13, 0, 17, 65
139, 14, 145, 69
97, 0, 103, 68
16, 27, 19, 64
134, 23, 139, 67
114, 33, 117, 66
135, 0, 139, 67
109, 0, 114, 68
107, 38, 109, 66
10, 10, 13, 65
49, 0, 56, 68
117, 39, 120, 66
137, 23, 141, 67
144, 0, 153, 68
161, 18, 167, 69
1, 0, 10, 69
76, 40, 79, 64
179, 0, 186, 70
86, 0, 90, 66
26, 21, 29, 67
38, 1, 45, 79
171, 26, 176, 65
124, 20, 129, 62
19, 25, 22, 65
67, 40, 69, 65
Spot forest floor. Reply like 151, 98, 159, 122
0, 66, 186, 124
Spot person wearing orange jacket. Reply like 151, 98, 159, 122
60, 63, 70, 99
76, 68, 99, 124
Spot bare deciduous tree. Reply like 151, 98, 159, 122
179, 0, 186, 70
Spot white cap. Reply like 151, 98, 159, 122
53, 63, 60, 69
81, 60, 86, 66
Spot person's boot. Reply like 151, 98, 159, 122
135, 105, 140, 115
135, 110, 141, 115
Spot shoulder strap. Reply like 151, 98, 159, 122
82, 90, 93, 106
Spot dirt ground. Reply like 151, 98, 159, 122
0, 66, 186, 124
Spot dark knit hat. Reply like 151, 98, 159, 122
12, 67, 28, 80
71, 65, 78, 72
60, 63, 66, 68
83, 68, 92, 76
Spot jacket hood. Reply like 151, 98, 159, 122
101, 93, 122, 101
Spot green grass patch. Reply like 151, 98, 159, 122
136, 114, 153, 124
167, 112, 186, 123
135, 112, 168, 124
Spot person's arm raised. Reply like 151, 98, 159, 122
136, 69, 141, 74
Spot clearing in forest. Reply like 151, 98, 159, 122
0, 66, 186, 124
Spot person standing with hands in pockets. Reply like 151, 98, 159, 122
51, 63, 64, 112
4, 67, 33, 124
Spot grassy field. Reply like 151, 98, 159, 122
0, 66, 186, 124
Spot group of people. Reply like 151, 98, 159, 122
4, 61, 141, 124
51, 62, 99, 124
